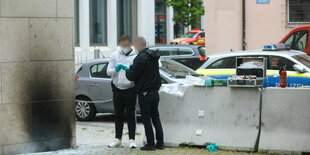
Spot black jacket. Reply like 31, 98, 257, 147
126, 48, 162, 94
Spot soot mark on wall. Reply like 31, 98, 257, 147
21, 62, 74, 152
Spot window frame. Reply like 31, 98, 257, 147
287, 0, 310, 24
206, 57, 237, 69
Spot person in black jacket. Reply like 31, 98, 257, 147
125, 37, 164, 151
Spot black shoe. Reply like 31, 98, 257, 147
155, 143, 165, 150
140, 144, 156, 151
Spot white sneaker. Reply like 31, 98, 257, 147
129, 139, 137, 149
108, 139, 122, 148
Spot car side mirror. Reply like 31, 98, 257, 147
293, 64, 305, 73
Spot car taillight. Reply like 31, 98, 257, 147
75, 77, 79, 81
199, 56, 206, 60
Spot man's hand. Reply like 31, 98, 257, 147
115, 65, 121, 72
119, 64, 129, 70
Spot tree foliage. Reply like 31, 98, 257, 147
165, 0, 204, 28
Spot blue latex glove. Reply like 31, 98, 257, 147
115, 65, 121, 72
119, 64, 129, 70
206, 143, 218, 152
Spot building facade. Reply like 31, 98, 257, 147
205, 0, 310, 55
74, 0, 204, 69
0, 0, 75, 154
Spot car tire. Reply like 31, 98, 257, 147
75, 97, 96, 121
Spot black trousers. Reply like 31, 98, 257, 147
112, 83, 137, 140
138, 89, 164, 146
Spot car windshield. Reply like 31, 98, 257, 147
159, 59, 200, 78
293, 54, 310, 68
181, 32, 196, 38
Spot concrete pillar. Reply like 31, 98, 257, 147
107, 0, 118, 51
79, 0, 90, 51
137, 0, 155, 46
0, 0, 75, 154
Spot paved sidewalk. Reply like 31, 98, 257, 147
22, 114, 268, 155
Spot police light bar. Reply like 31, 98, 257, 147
263, 43, 290, 51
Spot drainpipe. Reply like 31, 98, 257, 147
242, 0, 246, 50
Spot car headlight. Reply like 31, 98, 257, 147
180, 41, 187, 45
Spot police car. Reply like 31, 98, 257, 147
197, 44, 310, 88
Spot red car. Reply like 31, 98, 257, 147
280, 24, 310, 55
170, 29, 205, 46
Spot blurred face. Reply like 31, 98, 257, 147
134, 42, 145, 52
119, 40, 131, 49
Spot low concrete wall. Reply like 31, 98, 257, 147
159, 86, 261, 151
259, 88, 310, 153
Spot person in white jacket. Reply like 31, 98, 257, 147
107, 35, 137, 149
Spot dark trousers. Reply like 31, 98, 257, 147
112, 84, 137, 140
138, 89, 164, 146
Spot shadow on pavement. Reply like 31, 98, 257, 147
93, 113, 142, 123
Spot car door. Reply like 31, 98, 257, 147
173, 47, 198, 69
88, 63, 113, 112
197, 32, 205, 46
198, 57, 236, 79
266, 56, 305, 87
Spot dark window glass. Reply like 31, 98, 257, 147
269, 56, 296, 71
178, 48, 194, 55
207, 57, 236, 69
74, 0, 79, 45
117, 0, 132, 41
284, 30, 308, 51
289, 0, 310, 23
151, 48, 177, 56
90, 0, 107, 44
198, 32, 205, 38
90, 63, 110, 78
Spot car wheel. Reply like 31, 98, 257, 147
75, 97, 96, 121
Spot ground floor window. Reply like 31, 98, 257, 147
117, 0, 132, 42
90, 0, 107, 45
74, 0, 79, 46
288, 0, 310, 23
155, 0, 167, 44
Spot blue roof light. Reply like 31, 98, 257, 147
263, 43, 290, 51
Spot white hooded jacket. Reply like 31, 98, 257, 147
107, 49, 137, 90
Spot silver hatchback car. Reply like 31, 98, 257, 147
75, 58, 201, 121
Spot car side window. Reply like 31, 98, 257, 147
207, 57, 236, 69
284, 30, 308, 51
90, 63, 111, 78
178, 48, 194, 55
152, 48, 177, 56
198, 32, 205, 38
269, 56, 296, 71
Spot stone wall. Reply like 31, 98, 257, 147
0, 0, 75, 154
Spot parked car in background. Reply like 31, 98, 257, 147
280, 24, 310, 55
75, 58, 203, 121
170, 28, 205, 46
197, 46, 310, 88
149, 45, 206, 70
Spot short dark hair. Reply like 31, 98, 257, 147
119, 35, 131, 43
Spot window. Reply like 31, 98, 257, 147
151, 48, 177, 56
269, 56, 296, 71
293, 54, 310, 68
74, 0, 79, 46
155, 0, 167, 44
284, 30, 308, 51
198, 32, 205, 38
207, 57, 236, 69
117, 0, 132, 41
90, 63, 110, 78
178, 48, 194, 55
90, 0, 107, 45
288, 0, 310, 23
